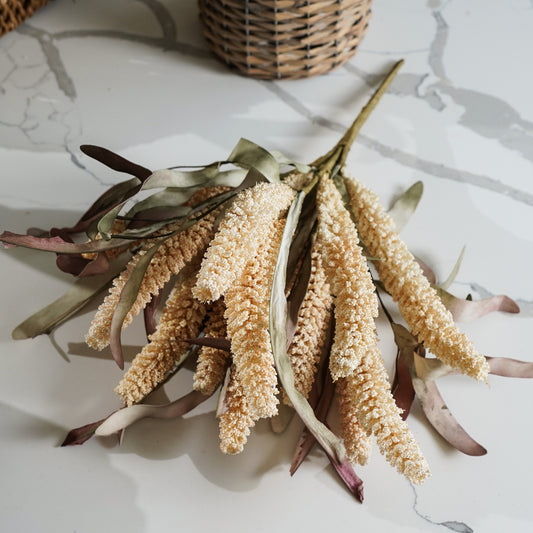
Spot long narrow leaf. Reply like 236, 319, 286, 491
270, 191, 363, 501
95, 391, 210, 436
80, 145, 152, 181
487, 356, 533, 378
12, 254, 130, 339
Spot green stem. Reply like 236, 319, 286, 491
313, 59, 404, 172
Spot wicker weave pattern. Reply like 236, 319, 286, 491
0, 0, 51, 38
199, 0, 371, 79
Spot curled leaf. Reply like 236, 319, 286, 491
61, 416, 115, 446
95, 391, 210, 436
227, 138, 280, 183
437, 288, 520, 322
392, 348, 416, 421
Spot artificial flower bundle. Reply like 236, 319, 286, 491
1, 61, 527, 501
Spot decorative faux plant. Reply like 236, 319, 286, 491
1, 61, 528, 502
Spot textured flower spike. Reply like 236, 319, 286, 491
316, 175, 379, 380
343, 345, 431, 484
336, 379, 372, 465
286, 248, 332, 401
193, 299, 230, 396
114, 265, 206, 406
219, 365, 255, 455
193, 182, 295, 303
224, 219, 286, 419
344, 176, 490, 382
85, 188, 226, 351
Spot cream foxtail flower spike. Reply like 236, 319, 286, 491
5, 59, 522, 505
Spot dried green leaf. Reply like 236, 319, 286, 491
12, 254, 130, 339
271, 150, 311, 173
227, 138, 280, 183
109, 241, 165, 369
413, 352, 454, 381
439, 246, 466, 290
388, 181, 423, 232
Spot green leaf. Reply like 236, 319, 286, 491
12, 254, 131, 339
270, 150, 311, 173
388, 181, 423, 232
228, 138, 280, 183
439, 246, 465, 290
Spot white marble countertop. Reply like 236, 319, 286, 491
1, 1, 532, 532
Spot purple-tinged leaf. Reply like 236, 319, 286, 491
487, 356, 533, 378
95, 390, 210, 436
182, 337, 232, 352
80, 145, 152, 181
0, 230, 133, 254
326, 455, 365, 503
392, 323, 487, 456
61, 415, 116, 446
143, 294, 160, 338
437, 289, 520, 322
413, 378, 487, 456
392, 348, 416, 421
291, 368, 336, 475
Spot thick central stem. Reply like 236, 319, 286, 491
313, 59, 404, 173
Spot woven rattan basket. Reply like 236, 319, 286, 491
198, 0, 371, 80
0, 0, 51, 38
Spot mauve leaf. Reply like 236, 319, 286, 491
95, 390, 210, 436
392, 348, 416, 421
143, 293, 160, 338
487, 356, 533, 378
388, 181, 424, 232
80, 145, 152, 181
290, 366, 336, 475
61, 415, 114, 446
12, 254, 130, 339
437, 288, 520, 322
0, 230, 132, 254
392, 323, 487, 456
270, 191, 362, 500
413, 378, 486, 456
227, 138, 280, 184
